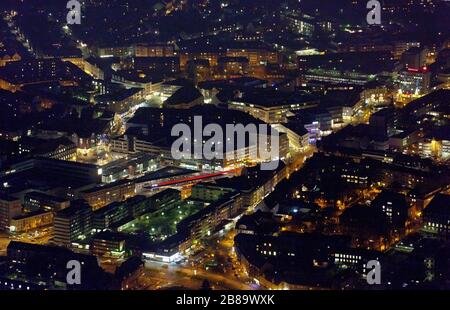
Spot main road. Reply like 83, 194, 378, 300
142, 260, 254, 290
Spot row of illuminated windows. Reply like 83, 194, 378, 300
334, 254, 362, 259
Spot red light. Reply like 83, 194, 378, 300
150, 168, 240, 188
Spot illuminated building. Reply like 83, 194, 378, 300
236, 211, 280, 235
163, 85, 204, 109
337, 42, 394, 54
180, 51, 220, 69
112, 105, 287, 170
401, 47, 428, 69
234, 233, 351, 287
53, 200, 93, 247
79, 179, 136, 211
226, 48, 280, 67
218, 56, 249, 76
361, 84, 391, 108
0, 194, 22, 232
177, 192, 242, 243
214, 163, 287, 208
389, 129, 420, 152
300, 72, 369, 86
0, 59, 92, 92
418, 138, 442, 159
112, 129, 282, 171
436, 69, 450, 84
418, 139, 431, 158
114, 256, 145, 290
100, 153, 159, 183
284, 13, 315, 37
340, 166, 369, 187
111, 134, 172, 158
156, 79, 193, 101
369, 108, 398, 140
272, 123, 309, 151
442, 139, 450, 159
331, 248, 382, 275
186, 59, 211, 84
303, 121, 321, 144
10, 210, 53, 233
95, 191, 179, 233
3, 241, 108, 289
65, 58, 105, 80
91, 231, 127, 258
397, 67, 431, 96
293, 108, 333, 137
190, 184, 237, 202
339, 204, 390, 249
23, 191, 70, 213
422, 194, 450, 240
92, 202, 131, 231
31, 158, 102, 184
321, 89, 362, 127
96, 45, 134, 58
229, 90, 319, 124
95, 87, 146, 114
